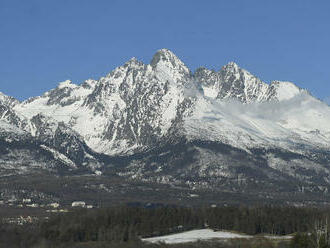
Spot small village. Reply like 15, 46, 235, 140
0, 198, 94, 225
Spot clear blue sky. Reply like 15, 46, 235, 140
0, 0, 329, 102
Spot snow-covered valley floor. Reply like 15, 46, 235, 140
142, 229, 293, 244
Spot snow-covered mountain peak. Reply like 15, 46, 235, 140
2, 50, 330, 196
0, 91, 19, 107
150, 49, 180, 65
195, 62, 269, 103
124, 57, 144, 68
195, 63, 308, 104
150, 49, 190, 78
219, 61, 246, 81
57, 80, 77, 89
221, 61, 240, 73
4, 50, 329, 159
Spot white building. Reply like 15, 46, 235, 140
48, 203, 60, 208
71, 201, 86, 207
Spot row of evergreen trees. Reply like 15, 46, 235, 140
40, 205, 322, 243
1, 205, 330, 247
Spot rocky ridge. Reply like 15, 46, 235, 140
0, 49, 330, 197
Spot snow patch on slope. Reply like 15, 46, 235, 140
270, 81, 304, 101
185, 93, 330, 152
143, 229, 293, 244
142, 229, 251, 244
57, 80, 77, 89
0, 120, 26, 134
40, 145, 77, 168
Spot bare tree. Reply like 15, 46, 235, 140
310, 218, 330, 248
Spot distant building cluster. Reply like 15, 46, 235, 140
0, 196, 94, 211
71, 201, 93, 208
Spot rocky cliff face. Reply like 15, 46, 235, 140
12, 49, 194, 155
194, 62, 305, 103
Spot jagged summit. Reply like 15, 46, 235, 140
150, 49, 190, 74
0, 91, 19, 107
0, 50, 309, 106
150, 48, 180, 66
192, 59, 309, 103
221, 61, 240, 72
0, 91, 10, 103
10, 49, 306, 106
124, 57, 144, 67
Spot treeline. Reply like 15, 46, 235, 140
39, 206, 326, 242
0, 205, 329, 247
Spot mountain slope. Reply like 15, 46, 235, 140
0, 49, 330, 200
14, 49, 193, 155
12, 49, 329, 156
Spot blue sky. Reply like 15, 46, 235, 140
0, 0, 329, 101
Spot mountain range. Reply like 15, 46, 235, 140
1, 49, 330, 205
